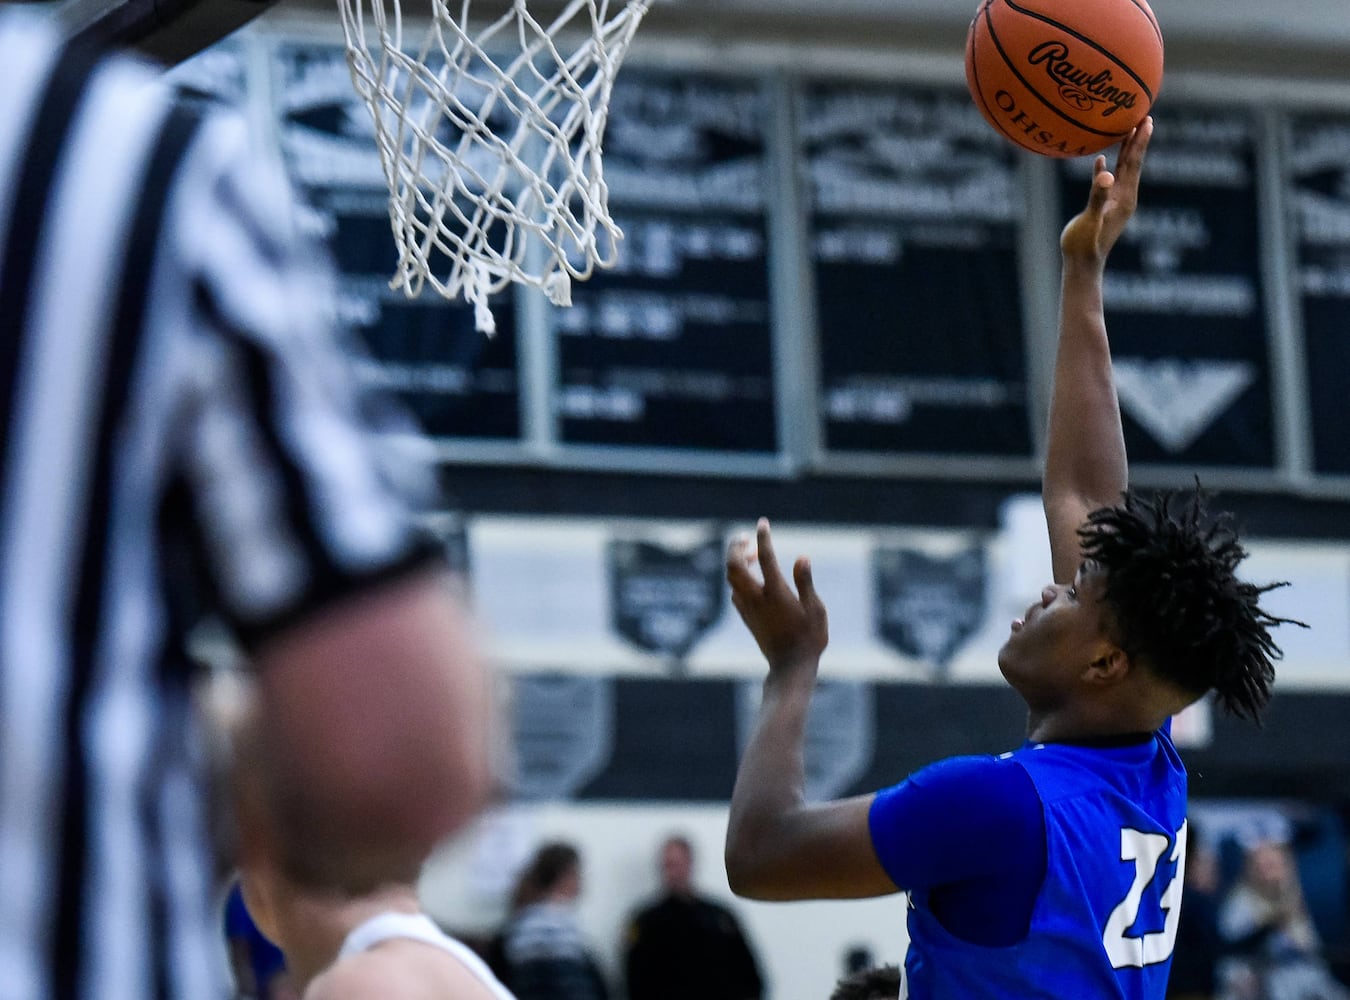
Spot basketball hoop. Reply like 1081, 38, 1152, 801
336, 0, 652, 333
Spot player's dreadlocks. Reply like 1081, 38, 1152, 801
1078, 487, 1303, 723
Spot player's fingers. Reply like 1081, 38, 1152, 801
729, 587, 751, 622
1086, 165, 1114, 216
793, 556, 819, 606
726, 535, 760, 595
1132, 115, 1154, 156
1117, 116, 1152, 181
755, 518, 784, 586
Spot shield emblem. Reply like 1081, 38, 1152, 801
505, 675, 614, 801
608, 537, 725, 662
873, 546, 987, 674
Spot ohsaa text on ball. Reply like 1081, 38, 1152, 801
992, 90, 1092, 158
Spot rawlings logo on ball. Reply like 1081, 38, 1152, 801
1027, 41, 1138, 118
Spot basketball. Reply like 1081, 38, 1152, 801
965, 0, 1164, 158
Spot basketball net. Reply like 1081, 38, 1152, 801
337, 0, 652, 333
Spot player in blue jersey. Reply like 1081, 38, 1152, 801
724, 117, 1300, 1000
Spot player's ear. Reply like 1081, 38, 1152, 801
1084, 645, 1129, 686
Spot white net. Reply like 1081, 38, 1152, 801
337, 0, 652, 333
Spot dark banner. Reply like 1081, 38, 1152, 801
801, 82, 1031, 458
271, 43, 520, 442
1285, 114, 1350, 476
554, 72, 777, 452
549, 677, 1350, 803
1057, 106, 1273, 468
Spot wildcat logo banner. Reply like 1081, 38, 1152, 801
873, 546, 987, 675
608, 537, 725, 662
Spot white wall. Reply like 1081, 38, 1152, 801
463, 506, 1347, 689
420, 802, 911, 1000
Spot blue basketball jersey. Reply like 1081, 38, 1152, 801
902, 732, 1188, 1000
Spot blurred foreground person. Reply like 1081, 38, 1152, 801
229, 691, 515, 1000
225, 876, 297, 1000
0, 10, 492, 997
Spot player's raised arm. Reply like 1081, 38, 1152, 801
1043, 118, 1153, 582
724, 520, 895, 901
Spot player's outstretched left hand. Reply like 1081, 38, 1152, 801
1060, 115, 1153, 266
726, 518, 828, 678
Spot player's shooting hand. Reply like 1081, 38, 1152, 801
1060, 115, 1153, 266
726, 518, 828, 678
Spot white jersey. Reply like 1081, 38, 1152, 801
339, 912, 517, 1000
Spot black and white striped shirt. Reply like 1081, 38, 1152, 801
0, 13, 441, 998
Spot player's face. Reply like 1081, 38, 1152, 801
997, 563, 1116, 704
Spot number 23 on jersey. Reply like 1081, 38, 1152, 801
1103, 819, 1187, 969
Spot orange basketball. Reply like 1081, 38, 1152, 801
965, 0, 1163, 158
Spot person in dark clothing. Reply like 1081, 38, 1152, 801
1167, 830, 1222, 1000
830, 965, 902, 1000
624, 836, 764, 1000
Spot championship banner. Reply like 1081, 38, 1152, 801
1056, 106, 1273, 468
554, 71, 777, 454
802, 80, 1032, 459
1285, 112, 1350, 475
270, 40, 522, 442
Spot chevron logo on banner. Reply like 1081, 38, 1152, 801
1114, 357, 1256, 454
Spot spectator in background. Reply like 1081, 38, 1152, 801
493, 842, 609, 1000
842, 945, 878, 977
225, 878, 297, 1000
1219, 840, 1350, 1000
1167, 830, 1222, 1000
830, 965, 902, 1000
624, 835, 765, 1000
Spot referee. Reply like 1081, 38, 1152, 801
0, 10, 493, 998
